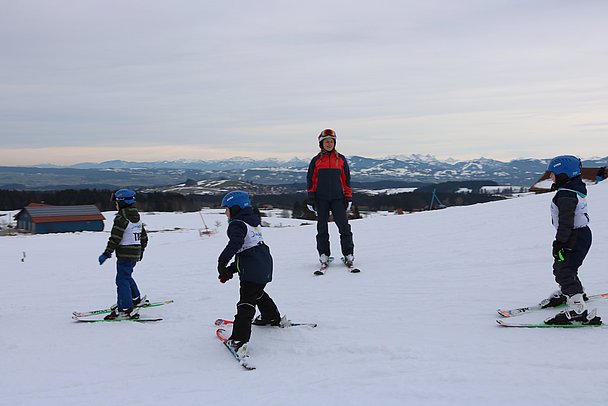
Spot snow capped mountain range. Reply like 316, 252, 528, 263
4, 155, 607, 189
59, 155, 608, 185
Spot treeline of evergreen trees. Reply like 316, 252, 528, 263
0, 189, 205, 212
348, 191, 504, 211
0, 188, 505, 214
252, 191, 505, 219
415, 180, 497, 193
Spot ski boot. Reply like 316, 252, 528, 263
110, 295, 149, 312
252, 314, 281, 326
226, 339, 248, 358
544, 294, 601, 325
539, 290, 567, 309
539, 290, 588, 309
342, 254, 355, 267
133, 295, 150, 307
104, 307, 140, 320
319, 254, 330, 267
253, 314, 291, 327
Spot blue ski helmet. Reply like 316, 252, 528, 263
112, 188, 136, 205
221, 191, 251, 209
547, 155, 582, 178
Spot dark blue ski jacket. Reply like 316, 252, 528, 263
218, 207, 273, 284
551, 176, 589, 248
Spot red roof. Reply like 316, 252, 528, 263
530, 168, 603, 192
16, 204, 105, 223
32, 214, 106, 224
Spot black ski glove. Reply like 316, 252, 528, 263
306, 199, 316, 213
344, 197, 352, 211
306, 193, 316, 212
218, 259, 233, 283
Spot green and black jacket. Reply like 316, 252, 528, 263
104, 207, 148, 260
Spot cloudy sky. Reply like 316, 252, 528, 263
1, 0, 607, 165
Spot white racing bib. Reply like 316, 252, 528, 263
233, 220, 264, 253
120, 221, 143, 245
551, 188, 589, 230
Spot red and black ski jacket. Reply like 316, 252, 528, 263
307, 150, 352, 201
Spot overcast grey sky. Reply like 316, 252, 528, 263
1, 0, 607, 165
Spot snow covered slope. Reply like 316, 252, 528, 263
2, 182, 608, 405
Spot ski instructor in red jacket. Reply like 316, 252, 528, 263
306, 128, 355, 268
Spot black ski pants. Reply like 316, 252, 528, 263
315, 198, 354, 257
230, 281, 280, 342
553, 226, 592, 296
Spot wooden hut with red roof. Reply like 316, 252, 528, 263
530, 168, 605, 192
14, 203, 105, 234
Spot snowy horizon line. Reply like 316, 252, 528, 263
14, 153, 608, 168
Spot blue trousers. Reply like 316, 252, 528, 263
115, 259, 141, 310
315, 199, 354, 257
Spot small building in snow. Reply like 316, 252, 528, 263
14, 204, 105, 234
530, 168, 604, 192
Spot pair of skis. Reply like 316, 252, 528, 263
314, 256, 361, 276
72, 299, 174, 323
215, 318, 318, 329
215, 317, 317, 370
496, 293, 608, 328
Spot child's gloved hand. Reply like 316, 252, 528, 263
218, 261, 239, 283
98, 251, 111, 265
227, 262, 238, 274
217, 260, 232, 283
219, 271, 233, 283
552, 241, 571, 262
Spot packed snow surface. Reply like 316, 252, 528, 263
2, 182, 608, 405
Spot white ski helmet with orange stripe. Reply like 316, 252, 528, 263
318, 128, 337, 149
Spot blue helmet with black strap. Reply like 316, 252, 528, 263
221, 191, 251, 209
112, 188, 136, 205
547, 155, 582, 178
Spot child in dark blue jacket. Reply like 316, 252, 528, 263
543, 155, 601, 325
217, 191, 282, 353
